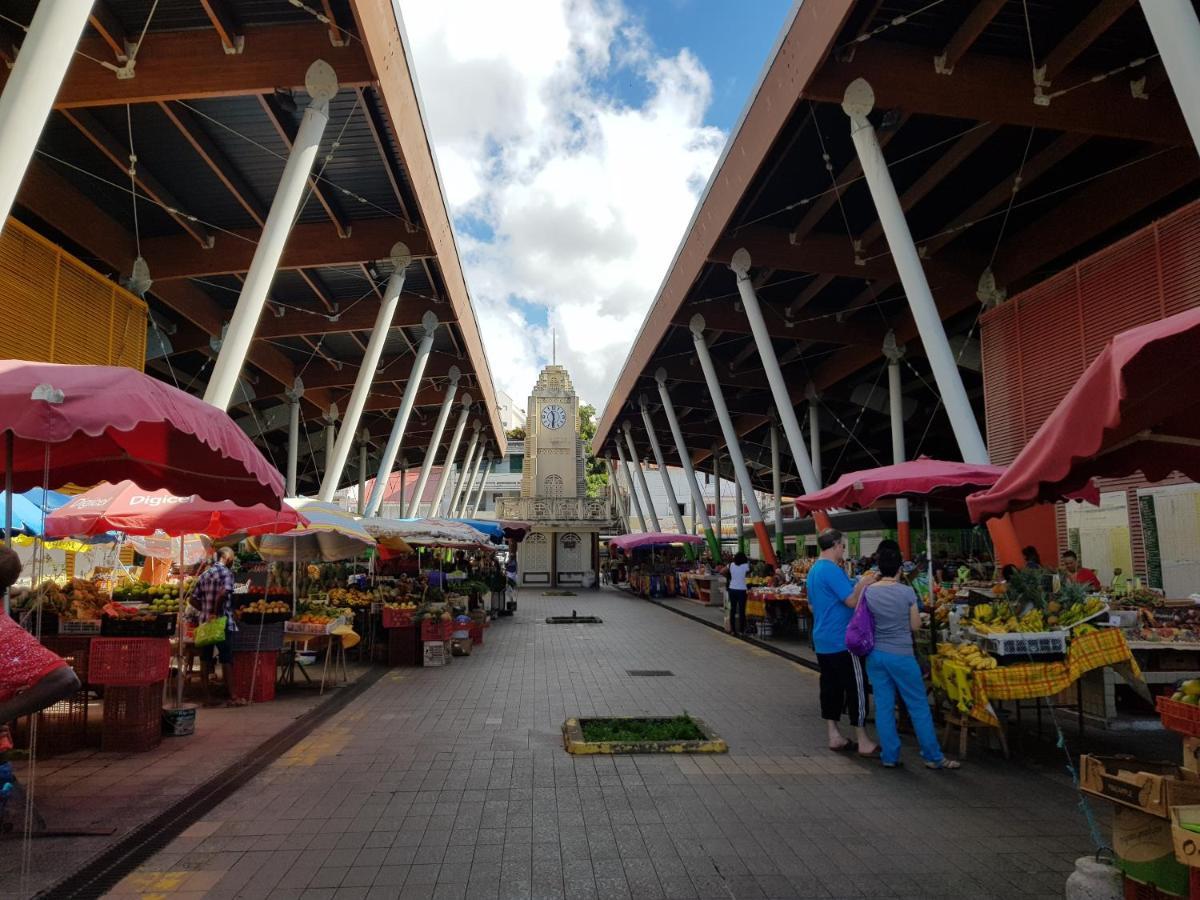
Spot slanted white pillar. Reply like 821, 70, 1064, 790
0, 2, 93, 237
735, 475, 745, 554
622, 421, 662, 532
639, 396, 689, 541
322, 403, 338, 486
712, 446, 723, 554
842, 78, 988, 464
770, 421, 784, 559
614, 439, 647, 532
807, 386, 822, 486
407, 367, 461, 517
365, 312, 439, 517
884, 332, 911, 558
447, 422, 481, 517
453, 440, 486, 518
654, 370, 719, 560
604, 458, 624, 524
691, 314, 777, 565
428, 395, 472, 518
357, 429, 369, 515
469, 455, 493, 517
1139, 0, 1200, 154
319, 243, 411, 500
731, 250, 821, 494
285, 382, 303, 496
205, 61, 339, 410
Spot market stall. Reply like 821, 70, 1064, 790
609, 533, 705, 598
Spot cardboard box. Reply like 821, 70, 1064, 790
1184, 738, 1200, 774
1115, 806, 1189, 895
1170, 805, 1200, 868
1080, 754, 1200, 818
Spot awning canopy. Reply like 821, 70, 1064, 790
609, 532, 705, 553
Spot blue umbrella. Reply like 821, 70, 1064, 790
1, 488, 85, 538
451, 518, 505, 543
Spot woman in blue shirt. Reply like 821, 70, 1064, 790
806, 529, 877, 755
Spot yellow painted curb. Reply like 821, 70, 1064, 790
561, 717, 728, 755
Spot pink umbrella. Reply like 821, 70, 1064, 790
609, 532, 706, 553
0, 360, 284, 508
44, 480, 304, 538
969, 307, 1200, 522
792, 458, 1011, 515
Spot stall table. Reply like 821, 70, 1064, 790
678, 572, 725, 607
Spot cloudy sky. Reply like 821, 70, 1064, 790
400, 0, 792, 412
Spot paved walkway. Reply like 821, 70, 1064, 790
103, 587, 1099, 899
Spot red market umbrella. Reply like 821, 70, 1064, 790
0, 360, 284, 508
968, 307, 1200, 523
43, 480, 304, 538
609, 532, 706, 553
792, 458, 1008, 515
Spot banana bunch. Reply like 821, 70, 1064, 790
937, 642, 998, 670
973, 603, 995, 623
1017, 609, 1045, 633
1058, 597, 1107, 627
972, 617, 1020, 634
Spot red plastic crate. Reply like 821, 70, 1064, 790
1157, 695, 1200, 738
101, 681, 163, 752
88, 637, 171, 686
382, 607, 414, 629
231, 651, 277, 703
420, 619, 450, 641
387, 625, 419, 666
468, 623, 483, 646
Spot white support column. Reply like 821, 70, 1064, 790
428, 395, 472, 518
285, 382, 303, 496
447, 422, 481, 518
204, 61, 339, 410
735, 475, 744, 554
884, 332, 911, 557
365, 311, 439, 516
469, 455, 493, 517
357, 429, 369, 515
322, 403, 338, 487
407, 367, 461, 517
638, 396, 688, 538
453, 441, 486, 518
319, 243, 411, 501
604, 458, 624, 525
614, 439, 647, 532
712, 446, 722, 552
730, 250, 821, 494
691, 315, 777, 565
842, 78, 989, 464
622, 422, 662, 532
770, 421, 784, 559
653, 371, 721, 549
807, 386, 822, 486
1139, 0, 1200, 154
0, 2, 93, 237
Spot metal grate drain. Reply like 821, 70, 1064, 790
627, 670, 674, 677
545, 615, 603, 624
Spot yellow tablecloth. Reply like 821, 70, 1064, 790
747, 590, 808, 619
930, 629, 1146, 727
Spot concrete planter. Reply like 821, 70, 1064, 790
561, 716, 728, 755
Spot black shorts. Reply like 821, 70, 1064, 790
816, 650, 868, 726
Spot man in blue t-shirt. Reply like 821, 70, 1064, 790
806, 528, 878, 754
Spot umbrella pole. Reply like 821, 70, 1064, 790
926, 500, 937, 660
175, 537, 185, 708
292, 536, 298, 616
3, 431, 11, 616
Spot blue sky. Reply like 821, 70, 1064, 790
404, 0, 796, 410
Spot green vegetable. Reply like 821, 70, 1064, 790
580, 715, 705, 743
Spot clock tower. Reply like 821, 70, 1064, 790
501, 364, 614, 587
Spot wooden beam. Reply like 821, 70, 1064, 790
10, 23, 373, 109
198, 0, 243, 54
1039, 0, 1137, 85
255, 292, 440, 338
320, 0, 348, 47
934, 0, 1006, 75
89, 3, 128, 63
359, 87, 414, 220
672, 300, 887, 346
301, 351, 464, 390
157, 100, 267, 226
259, 93, 351, 239
60, 109, 214, 248
804, 42, 1188, 144
297, 269, 337, 314
710, 229, 889, 278
142, 217, 431, 279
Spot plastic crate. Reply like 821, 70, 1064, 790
973, 630, 1068, 659
387, 625, 419, 666
382, 607, 415, 629
88, 637, 171, 686
423, 640, 450, 667
230, 622, 285, 653
1122, 874, 1186, 899
101, 681, 163, 752
285, 615, 348, 636
59, 618, 102, 635
468, 622, 483, 646
421, 619, 451, 641
101, 614, 175, 637
1157, 695, 1200, 738
230, 651, 277, 703
12, 686, 90, 757
41, 635, 92, 686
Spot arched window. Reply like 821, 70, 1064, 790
543, 474, 563, 497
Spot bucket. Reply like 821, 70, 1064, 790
162, 704, 197, 737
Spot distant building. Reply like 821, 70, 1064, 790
496, 389, 526, 432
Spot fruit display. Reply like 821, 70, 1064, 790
112, 580, 185, 607
384, 601, 418, 612
101, 600, 174, 636
236, 599, 292, 623
326, 587, 373, 609
244, 584, 292, 602
1170, 679, 1200, 705
1057, 596, 1107, 628
937, 642, 998, 670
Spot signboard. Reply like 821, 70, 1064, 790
1139, 494, 1163, 590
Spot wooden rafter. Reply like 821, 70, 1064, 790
933, 0, 1006, 75
358, 87, 414, 221
89, 3, 128, 63
1038, 0, 1137, 85
198, 0, 243, 55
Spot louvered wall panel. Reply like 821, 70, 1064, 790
1078, 230, 1163, 360
1158, 210, 1200, 316
0, 219, 146, 369
980, 303, 1023, 465
1014, 277, 1081, 444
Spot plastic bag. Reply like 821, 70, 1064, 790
194, 615, 227, 648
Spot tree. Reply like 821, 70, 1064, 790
506, 426, 525, 441
579, 404, 608, 498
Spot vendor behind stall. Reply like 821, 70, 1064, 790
1061, 550, 1102, 591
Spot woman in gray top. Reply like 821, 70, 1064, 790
864, 542, 959, 769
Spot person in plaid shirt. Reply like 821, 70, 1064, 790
190, 546, 237, 705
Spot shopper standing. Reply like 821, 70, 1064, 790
725, 552, 750, 635
864, 542, 959, 769
806, 529, 878, 755
190, 546, 237, 706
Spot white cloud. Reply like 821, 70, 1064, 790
401, 0, 725, 413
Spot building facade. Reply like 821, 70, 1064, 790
497, 365, 616, 586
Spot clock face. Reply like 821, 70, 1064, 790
541, 404, 567, 430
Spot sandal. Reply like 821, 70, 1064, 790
925, 759, 961, 770
828, 740, 857, 753
857, 747, 882, 759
